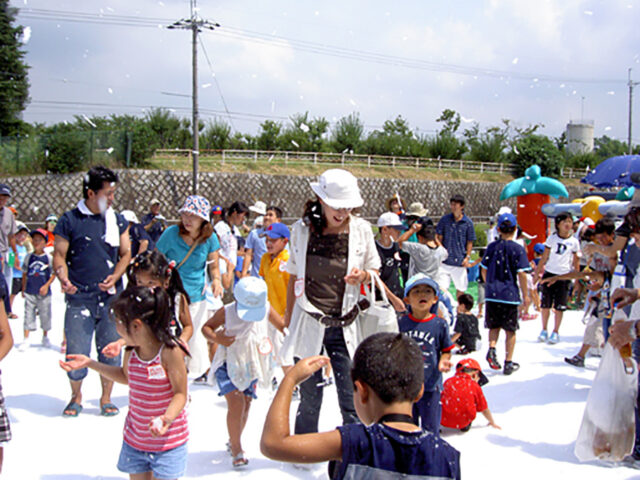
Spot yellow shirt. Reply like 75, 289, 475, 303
259, 248, 290, 317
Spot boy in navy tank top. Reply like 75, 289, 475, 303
261, 332, 460, 479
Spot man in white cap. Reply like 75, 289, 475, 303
141, 198, 167, 244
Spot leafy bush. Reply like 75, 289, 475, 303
39, 127, 89, 173
508, 134, 564, 178
473, 222, 488, 247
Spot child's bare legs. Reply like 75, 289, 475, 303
540, 308, 551, 331
225, 390, 252, 457
130, 472, 173, 480
531, 290, 541, 311
505, 331, 516, 362
552, 310, 564, 334
488, 328, 500, 349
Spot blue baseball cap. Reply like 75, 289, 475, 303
497, 212, 517, 229
533, 243, 545, 254
262, 222, 290, 239
233, 277, 269, 322
404, 273, 439, 298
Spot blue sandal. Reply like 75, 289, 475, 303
100, 403, 120, 416
62, 401, 83, 417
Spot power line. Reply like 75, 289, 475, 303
198, 35, 235, 131
17, 7, 626, 85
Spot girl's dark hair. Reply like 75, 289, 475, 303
302, 198, 327, 235
110, 285, 189, 355
178, 218, 213, 242
624, 207, 640, 234
228, 201, 249, 218
554, 212, 573, 231
127, 250, 191, 335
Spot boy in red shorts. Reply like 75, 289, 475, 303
441, 358, 500, 432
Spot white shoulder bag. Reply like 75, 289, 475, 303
357, 271, 399, 341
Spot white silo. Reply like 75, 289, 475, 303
566, 120, 594, 155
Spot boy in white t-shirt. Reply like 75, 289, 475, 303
534, 212, 581, 344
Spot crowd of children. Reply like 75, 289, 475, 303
3, 170, 639, 478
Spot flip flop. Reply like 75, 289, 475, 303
100, 403, 120, 416
232, 452, 248, 468
62, 401, 83, 417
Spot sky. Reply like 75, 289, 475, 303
10, 0, 640, 144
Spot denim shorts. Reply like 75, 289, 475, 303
64, 293, 121, 381
117, 440, 187, 479
214, 363, 257, 399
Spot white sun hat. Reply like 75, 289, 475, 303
310, 169, 364, 210
249, 200, 267, 216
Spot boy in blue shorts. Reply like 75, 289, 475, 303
398, 273, 454, 433
261, 332, 461, 479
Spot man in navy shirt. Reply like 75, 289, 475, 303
436, 194, 476, 299
140, 198, 167, 244
53, 166, 131, 418
480, 213, 531, 375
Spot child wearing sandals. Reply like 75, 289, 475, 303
202, 276, 285, 468
60, 285, 190, 479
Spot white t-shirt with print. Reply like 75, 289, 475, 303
544, 233, 581, 275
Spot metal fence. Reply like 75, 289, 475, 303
154, 148, 590, 179
0, 130, 132, 174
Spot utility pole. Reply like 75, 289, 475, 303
629, 68, 640, 155
168, 0, 219, 194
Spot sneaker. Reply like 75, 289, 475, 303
271, 377, 279, 391
537, 330, 548, 342
548, 332, 560, 344
486, 348, 501, 370
622, 453, 640, 469
17, 342, 28, 352
564, 355, 585, 367
292, 386, 300, 401
193, 372, 210, 385
42, 337, 51, 348
503, 361, 520, 375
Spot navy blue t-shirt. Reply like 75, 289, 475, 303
334, 422, 460, 480
436, 213, 476, 267
141, 212, 167, 244
398, 314, 454, 392
480, 239, 530, 304
54, 208, 128, 295
24, 253, 52, 296
129, 222, 153, 257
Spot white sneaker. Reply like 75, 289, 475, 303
42, 337, 51, 348
17, 342, 29, 352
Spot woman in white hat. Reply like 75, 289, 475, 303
156, 195, 223, 379
281, 168, 380, 434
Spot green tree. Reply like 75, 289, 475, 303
463, 120, 510, 163
363, 115, 415, 156
331, 112, 363, 153
594, 135, 640, 160
507, 134, 564, 177
256, 120, 282, 150
280, 112, 329, 151
200, 119, 231, 150
0, 1, 30, 136
38, 124, 89, 173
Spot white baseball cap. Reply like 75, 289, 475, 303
377, 212, 407, 230
249, 200, 267, 216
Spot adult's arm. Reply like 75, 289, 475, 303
241, 248, 253, 278
99, 226, 132, 292
207, 250, 223, 298
53, 236, 77, 294
283, 275, 296, 328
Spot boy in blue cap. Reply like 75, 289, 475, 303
398, 273, 454, 433
481, 213, 531, 375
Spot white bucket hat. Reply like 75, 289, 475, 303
249, 200, 267, 216
310, 169, 363, 210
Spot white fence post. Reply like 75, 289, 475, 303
221, 150, 225, 165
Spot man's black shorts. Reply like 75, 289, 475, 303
540, 271, 571, 311
484, 301, 519, 332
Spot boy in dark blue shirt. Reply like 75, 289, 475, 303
481, 213, 531, 375
398, 273, 454, 433
261, 332, 461, 480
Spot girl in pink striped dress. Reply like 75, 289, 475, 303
60, 285, 189, 480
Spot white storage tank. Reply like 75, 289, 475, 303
566, 120, 594, 155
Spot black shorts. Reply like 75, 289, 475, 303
11, 277, 22, 296
540, 272, 571, 311
484, 301, 519, 332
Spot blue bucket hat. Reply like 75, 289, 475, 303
234, 277, 269, 322
404, 273, 440, 298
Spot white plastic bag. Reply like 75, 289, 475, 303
357, 271, 399, 341
574, 342, 638, 462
